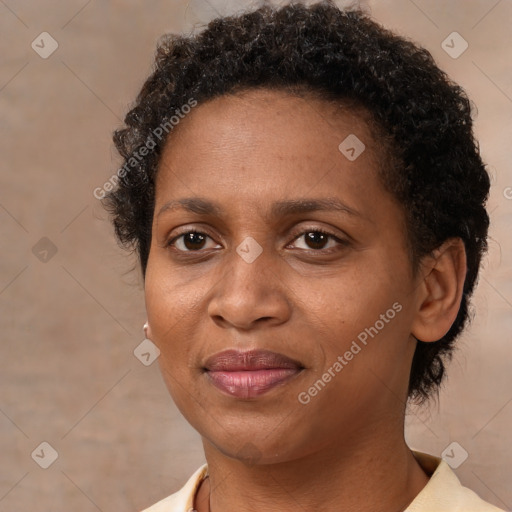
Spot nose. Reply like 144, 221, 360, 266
207, 242, 292, 331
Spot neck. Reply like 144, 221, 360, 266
195, 422, 430, 512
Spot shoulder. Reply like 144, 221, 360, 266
140, 464, 208, 512
408, 450, 506, 512
139, 454, 506, 512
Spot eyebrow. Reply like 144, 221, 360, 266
157, 196, 364, 220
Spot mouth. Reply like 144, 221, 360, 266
203, 349, 305, 399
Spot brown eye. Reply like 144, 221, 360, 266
290, 229, 344, 252
304, 231, 330, 250
168, 231, 220, 252
181, 232, 207, 251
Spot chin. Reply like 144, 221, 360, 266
202, 425, 318, 467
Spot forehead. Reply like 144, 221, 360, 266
159, 87, 378, 161
166, 87, 374, 147
154, 88, 388, 218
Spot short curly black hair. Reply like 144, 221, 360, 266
104, 0, 490, 404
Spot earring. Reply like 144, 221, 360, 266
143, 321, 149, 339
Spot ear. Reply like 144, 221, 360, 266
411, 238, 467, 342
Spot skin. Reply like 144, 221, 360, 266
144, 88, 467, 512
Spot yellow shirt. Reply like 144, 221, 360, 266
141, 451, 505, 511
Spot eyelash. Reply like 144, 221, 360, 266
166, 227, 348, 254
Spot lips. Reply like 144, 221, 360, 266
203, 349, 304, 398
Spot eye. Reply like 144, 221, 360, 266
289, 228, 346, 252
166, 228, 347, 254
167, 230, 220, 252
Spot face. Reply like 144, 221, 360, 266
144, 88, 422, 465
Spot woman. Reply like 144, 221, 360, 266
104, 2, 504, 510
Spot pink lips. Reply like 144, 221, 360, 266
204, 349, 303, 398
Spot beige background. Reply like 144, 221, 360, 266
1, 0, 511, 510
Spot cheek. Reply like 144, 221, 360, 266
144, 270, 198, 370
305, 263, 395, 329
307, 260, 409, 365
